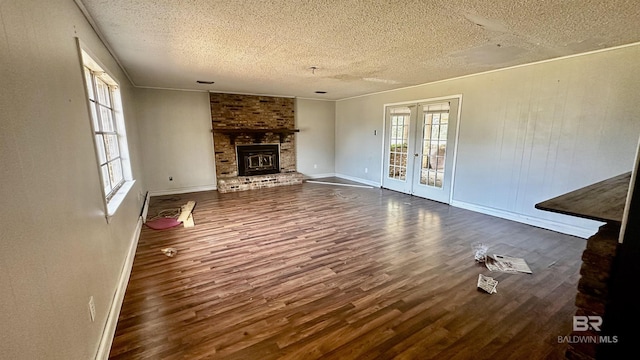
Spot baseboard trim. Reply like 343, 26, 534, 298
95, 216, 142, 360
334, 174, 382, 188
303, 172, 337, 179
450, 200, 601, 239
305, 180, 374, 189
148, 184, 217, 197
141, 192, 150, 223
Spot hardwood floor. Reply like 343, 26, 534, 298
109, 182, 586, 359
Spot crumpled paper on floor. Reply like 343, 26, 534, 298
161, 248, 177, 257
477, 274, 498, 294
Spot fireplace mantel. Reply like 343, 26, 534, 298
212, 128, 299, 144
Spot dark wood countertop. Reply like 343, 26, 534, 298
535, 172, 632, 225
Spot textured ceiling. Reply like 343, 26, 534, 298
78, 0, 640, 100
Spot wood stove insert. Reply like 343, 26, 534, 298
236, 144, 280, 176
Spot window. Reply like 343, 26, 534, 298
80, 47, 134, 218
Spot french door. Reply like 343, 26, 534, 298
382, 98, 460, 203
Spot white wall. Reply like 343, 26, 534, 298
296, 99, 336, 177
135, 88, 217, 195
0, 1, 144, 359
336, 44, 640, 237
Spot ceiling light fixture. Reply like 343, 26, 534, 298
196, 80, 215, 84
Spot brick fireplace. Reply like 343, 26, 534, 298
210, 93, 304, 192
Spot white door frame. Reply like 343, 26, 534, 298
380, 94, 463, 204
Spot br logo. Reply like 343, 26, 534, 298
573, 315, 602, 331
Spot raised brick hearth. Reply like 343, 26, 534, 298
217, 172, 305, 193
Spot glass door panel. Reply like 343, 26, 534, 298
383, 106, 416, 194
420, 103, 449, 188
388, 107, 410, 181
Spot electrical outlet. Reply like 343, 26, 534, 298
88, 296, 96, 322
314, 164, 318, 169
364, 168, 368, 173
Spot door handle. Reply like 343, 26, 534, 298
414, 153, 419, 157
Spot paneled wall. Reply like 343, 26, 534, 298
295, 99, 336, 177
336, 44, 640, 237
135, 88, 216, 195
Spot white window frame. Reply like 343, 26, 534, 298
78, 41, 135, 220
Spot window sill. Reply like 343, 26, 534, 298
106, 180, 136, 222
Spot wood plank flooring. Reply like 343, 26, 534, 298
109, 182, 586, 359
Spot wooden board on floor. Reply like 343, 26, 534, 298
177, 200, 196, 224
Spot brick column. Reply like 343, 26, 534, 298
565, 223, 619, 359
